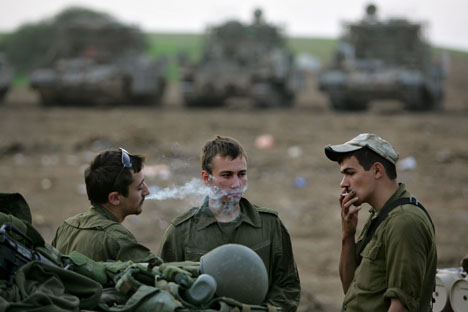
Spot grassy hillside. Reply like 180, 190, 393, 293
146, 32, 468, 81
147, 33, 337, 61
146, 33, 338, 80
146, 33, 205, 81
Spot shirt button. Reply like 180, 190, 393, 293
343, 304, 347, 310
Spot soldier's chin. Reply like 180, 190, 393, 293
221, 196, 240, 206
136, 203, 144, 214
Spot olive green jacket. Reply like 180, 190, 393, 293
158, 197, 301, 312
52, 205, 156, 262
342, 184, 437, 312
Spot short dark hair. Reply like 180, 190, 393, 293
201, 136, 247, 174
336, 146, 397, 180
85, 149, 145, 205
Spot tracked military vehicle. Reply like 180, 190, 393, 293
29, 12, 167, 106
179, 9, 302, 108
0, 53, 13, 103
319, 4, 445, 111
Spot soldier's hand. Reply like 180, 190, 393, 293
339, 189, 362, 238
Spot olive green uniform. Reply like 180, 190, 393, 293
342, 184, 437, 312
52, 205, 156, 262
159, 197, 301, 312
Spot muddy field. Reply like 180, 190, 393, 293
1, 54, 468, 311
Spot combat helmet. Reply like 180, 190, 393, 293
200, 243, 268, 305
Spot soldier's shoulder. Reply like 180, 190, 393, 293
172, 207, 199, 226
63, 212, 86, 223
64, 211, 117, 230
254, 205, 279, 217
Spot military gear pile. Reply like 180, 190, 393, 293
0, 193, 281, 311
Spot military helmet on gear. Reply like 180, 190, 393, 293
200, 243, 268, 305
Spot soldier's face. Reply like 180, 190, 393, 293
120, 170, 150, 217
339, 156, 375, 206
202, 155, 248, 205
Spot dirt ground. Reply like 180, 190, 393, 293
1, 53, 468, 311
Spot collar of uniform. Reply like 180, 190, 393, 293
91, 204, 120, 223
195, 197, 262, 230
373, 183, 407, 217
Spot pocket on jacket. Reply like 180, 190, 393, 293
356, 240, 386, 291
250, 240, 271, 269
184, 246, 208, 261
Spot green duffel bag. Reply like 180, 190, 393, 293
0, 193, 103, 312
0, 261, 102, 311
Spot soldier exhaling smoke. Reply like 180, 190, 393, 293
147, 178, 210, 201
147, 177, 247, 217
207, 180, 248, 218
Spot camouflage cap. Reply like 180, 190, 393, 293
324, 133, 399, 165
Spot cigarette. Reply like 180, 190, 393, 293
341, 193, 349, 197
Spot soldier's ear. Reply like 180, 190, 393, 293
108, 191, 120, 205
201, 170, 211, 185
373, 162, 384, 179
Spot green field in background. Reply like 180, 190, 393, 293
144, 33, 466, 82
145, 33, 337, 81
146, 33, 337, 60
3, 31, 467, 85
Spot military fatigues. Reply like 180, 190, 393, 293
159, 197, 301, 312
52, 205, 156, 262
342, 183, 437, 312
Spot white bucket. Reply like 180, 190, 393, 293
433, 272, 463, 312
450, 278, 468, 312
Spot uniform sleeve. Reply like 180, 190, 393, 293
158, 224, 181, 262
51, 224, 62, 248
265, 219, 301, 312
383, 212, 433, 312
51, 223, 72, 255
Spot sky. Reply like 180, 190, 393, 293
1, 0, 467, 51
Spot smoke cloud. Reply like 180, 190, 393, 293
147, 178, 210, 201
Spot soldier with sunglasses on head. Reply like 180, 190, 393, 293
52, 148, 160, 263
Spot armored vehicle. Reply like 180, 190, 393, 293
0, 53, 13, 103
179, 9, 302, 108
319, 4, 445, 111
29, 12, 167, 106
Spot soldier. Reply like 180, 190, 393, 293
159, 136, 300, 311
52, 148, 160, 263
324, 133, 437, 312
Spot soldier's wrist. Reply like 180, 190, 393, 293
341, 232, 355, 242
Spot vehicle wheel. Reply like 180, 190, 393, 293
0, 87, 9, 103
404, 87, 426, 111
252, 83, 293, 108
343, 99, 368, 111
427, 88, 444, 111
330, 96, 367, 111
184, 96, 224, 108
184, 97, 202, 108
328, 89, 345, 110
38, 90, 58, 106
131, 95, 157, 106
277, 89, 295, 108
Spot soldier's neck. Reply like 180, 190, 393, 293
209, 199, 241, 222
102, 203, 125, 223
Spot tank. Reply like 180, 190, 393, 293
179, 9, 302, 108
0, 53, 13, 103
318, 4, 446, 111
29, 12, 167, 106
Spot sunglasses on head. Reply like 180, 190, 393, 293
120, 147, 132, 169
113, 148, 133, 188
